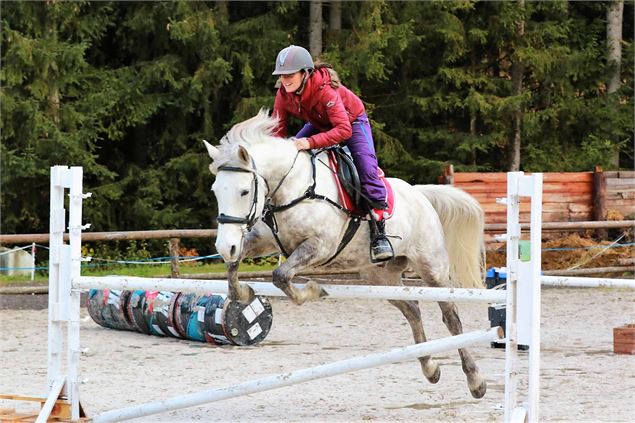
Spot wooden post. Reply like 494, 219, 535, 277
593, 166, 607, 239
439, 164, 454, 185
169, 238, 180, 278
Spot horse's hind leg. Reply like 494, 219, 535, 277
363, 259, 440, 384
410, 255, 486, 398
438, 301, 487, 399
388, 299, 440, 384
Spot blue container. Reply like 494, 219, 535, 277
485, 268, 528, 350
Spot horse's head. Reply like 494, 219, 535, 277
204, 140, 268, 263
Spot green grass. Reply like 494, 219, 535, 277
0, 261, 277, 287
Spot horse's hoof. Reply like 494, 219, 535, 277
318, 287, 329, 298
426, 364, 441, 384
469, 378, 487, 399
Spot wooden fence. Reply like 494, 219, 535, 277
440, 166, 635, 225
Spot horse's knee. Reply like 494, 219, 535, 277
272, 267, 290, 289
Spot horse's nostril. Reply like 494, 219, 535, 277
230, 245, 236, 257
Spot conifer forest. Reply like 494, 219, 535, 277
2, 1, 633, 237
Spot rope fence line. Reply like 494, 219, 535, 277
1, 242, 633, 272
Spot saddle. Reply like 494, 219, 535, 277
325, 146, 395, 218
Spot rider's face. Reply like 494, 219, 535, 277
280, 71, 304, 93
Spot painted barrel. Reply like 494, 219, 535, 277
150, 291, 182, 338
87, 289, 134, 331
174, 293, 273, 346
126, 290, 166, 336
87, 289, 273, 346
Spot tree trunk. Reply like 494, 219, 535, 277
508, 0, 525, 171
329, 0, 341, 31
607, 1, 623, 94
216, 1, 229, 20
44, 3, 60, 127
607, 0, 623, 167
470, 50, 477, 166
309, 0, 323, 58
470, 114, 477, 166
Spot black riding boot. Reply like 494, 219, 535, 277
369, 218, 394, 263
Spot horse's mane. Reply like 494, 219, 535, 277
210, 109, 280, 172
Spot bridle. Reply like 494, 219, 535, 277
215, 161, 269, 232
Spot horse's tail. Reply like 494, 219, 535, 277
415, 184, 486, 288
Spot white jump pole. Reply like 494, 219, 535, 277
91, 327, 503, 423
502, 172, 543, 423
40, 166, 520, 423
541, 275, 635, 289
40, 166, 89, 423
74, 276, 507, 303
46, 166, 67, 398
67, 167, 86, 421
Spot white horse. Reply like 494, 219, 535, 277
203, 110, 489, 398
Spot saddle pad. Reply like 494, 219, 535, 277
327, 151, 395, 219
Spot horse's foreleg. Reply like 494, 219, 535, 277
438, 301, 487, 399
227, 223, 278, 303
388, 300, 441, 384
271, 238, 327, 305
226, 261, 255, 303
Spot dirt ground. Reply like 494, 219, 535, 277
1, 286, 634, 422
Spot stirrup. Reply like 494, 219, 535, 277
370, 236, 394, 263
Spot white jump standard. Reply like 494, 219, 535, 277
38, 166, 542, 422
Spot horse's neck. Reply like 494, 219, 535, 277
256, 146, 333, 206
268, 151, 315, 204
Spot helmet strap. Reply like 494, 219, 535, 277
294, 69, 312, 96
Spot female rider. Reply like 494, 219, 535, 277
271, 45, 393, 262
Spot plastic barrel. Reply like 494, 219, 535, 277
88, 289, 273, 346
129, 290, 165, 336
87, 289, 134, 331
151, 291, 182, 339
173, 293, 273, 345
174, 293, 210, 342
127, 290, 152, 335
221, 296, 273, 346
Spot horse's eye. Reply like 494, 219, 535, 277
240, 190, 249, 197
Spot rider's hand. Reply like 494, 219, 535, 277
294, 137, 312, 151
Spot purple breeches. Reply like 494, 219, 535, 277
296, 113, 386, 205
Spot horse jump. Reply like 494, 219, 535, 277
38, 166, 542, 423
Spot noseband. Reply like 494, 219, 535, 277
216, 162, 268, 231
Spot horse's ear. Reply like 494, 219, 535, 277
202, 140, 220, 161
237, 145, 250, 165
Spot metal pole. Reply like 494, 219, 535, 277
74, 277, 507, 304
31, 242, 36, 281
92, 327, 503, 423
47, 166, 66, 391
67, 167, 84, 421
527, 174, 543, 423
503, 172, 521, 423
541, 275, 635, 289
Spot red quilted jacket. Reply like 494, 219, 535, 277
272, 67, 365, 149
